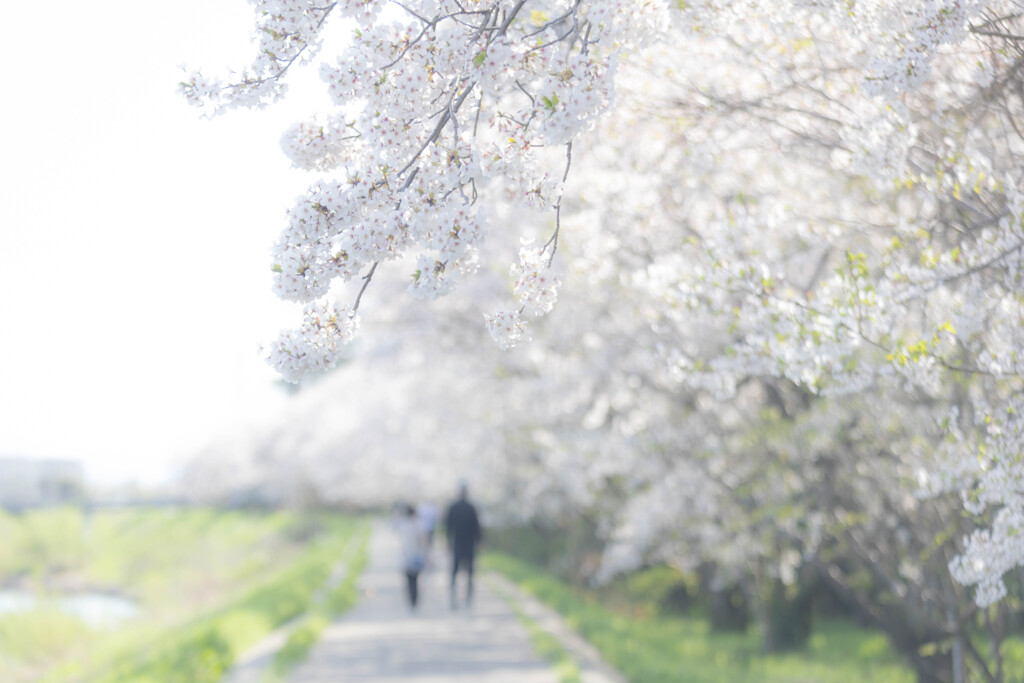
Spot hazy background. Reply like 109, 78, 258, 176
0, 0, 337, 485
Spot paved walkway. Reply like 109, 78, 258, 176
223, 534, 366, 683
287, 521, 560, 683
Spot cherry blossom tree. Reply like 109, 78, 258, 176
567, 6, 1024, 675
183, 1, 1024, 678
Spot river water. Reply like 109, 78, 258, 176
0, 590, 138, 627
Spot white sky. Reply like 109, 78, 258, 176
0, 1, 338, 485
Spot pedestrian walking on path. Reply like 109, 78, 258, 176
444, 481, 482, 610
396, 504, 428, 610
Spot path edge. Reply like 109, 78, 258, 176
485, 571, 628, 683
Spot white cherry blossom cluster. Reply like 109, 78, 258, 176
512, 242, 560, 315
950, 506, 1024, 607
264, 300, 360, 383
483, 309, 526, 349
482, 240, 562, 349
280, 117, 359, 171
188, 0, 675, 380
180, 0, 342, 113
943, 394, 1024, 604
855, 0, 993, 99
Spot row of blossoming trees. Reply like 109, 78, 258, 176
182, 0, 1024, 679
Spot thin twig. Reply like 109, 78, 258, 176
352, 261, 380, 314
543, 141, 573, 266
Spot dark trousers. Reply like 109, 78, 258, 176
450, 552, 475, 605
405, 570, 420, 608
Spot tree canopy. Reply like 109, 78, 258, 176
184, 2, 1024, 678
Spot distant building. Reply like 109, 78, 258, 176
0, 458, 85, 510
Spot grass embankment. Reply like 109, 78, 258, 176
482, 553, 914, 683
263, 530, 370, 682
0, 507, 368, 683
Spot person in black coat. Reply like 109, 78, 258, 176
445, 481, 481, 609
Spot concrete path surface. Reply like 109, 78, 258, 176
287, 520, 560, 683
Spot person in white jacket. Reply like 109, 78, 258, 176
396, 504, 429, 609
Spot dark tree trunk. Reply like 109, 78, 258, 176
707, 583, 750, 632
759, 576, 814, 653
910, 651, 954, 683
700, 563, 750, 632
